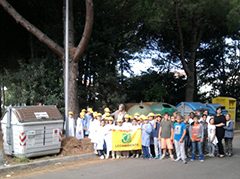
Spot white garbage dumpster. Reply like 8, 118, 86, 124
1, 106, 64, 158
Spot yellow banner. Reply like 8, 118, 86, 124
112, 129, 142, 151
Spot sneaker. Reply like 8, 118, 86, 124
183, 160, 187, 164
131, 154, 136, 158
190, 156, 195, 161
94, 150, 98, 155
116, 155, 120, 159
170, 155, 174, 161
209, 154, 215, 157
148, 157, 152, 160
105, 155, 109, 159
112, 156, 115, 159
199, 156, 204, 162
206, 153, 211, 157
158, 155, 162, 159
174, 158, 181, 162
160, 155, 165, 160
100, 155, 104, 159
228, 153, 232, 157
187, 153, 191, 158
135, 154, 139, 158
154, 155, 159, 159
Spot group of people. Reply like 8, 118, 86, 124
65, 104, 234, 164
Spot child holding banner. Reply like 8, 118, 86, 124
105, 117, 115, 159
131, 118, 141, 158
113, 118, 123, 159
122, 114, 132, 158
141, 116, 153, 159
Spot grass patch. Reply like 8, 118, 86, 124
12, 157, 29, 163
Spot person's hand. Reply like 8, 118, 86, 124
170, 136, 173, 141
84, 127, 87, 131
143, 127, 146, 130
158, 135, 161, 140
179, 139, 183, 143
191, 139, 195, 142
200, 140, 203, 143
79, 132, 81, 134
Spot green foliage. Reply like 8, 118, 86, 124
3, 58, 64, 109
125, 69, 186, 105
12, 156, 29, 163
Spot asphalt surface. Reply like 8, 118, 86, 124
11, 135, 240, 179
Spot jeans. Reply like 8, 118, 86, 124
142, 145, 150, 158
154, 137, 162, 156
225, 138, 233, 154
192, 141, 202, 157
99, 140, 107, 156
208, 141, 216, 155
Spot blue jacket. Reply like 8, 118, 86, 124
84, 114, 92, 135
141, 123, 153, 147
223, 120, 234, 138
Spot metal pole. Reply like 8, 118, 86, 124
65, 0, 69, 137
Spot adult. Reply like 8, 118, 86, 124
111, 104, 127, 124
214, 106, 226, 157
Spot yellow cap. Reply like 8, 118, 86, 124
105, 112, 110, 117
69, 111, 73, 115
143, 116, 148, 120
116, 118, 122, 123
104, 107, 110, 112
108, 117, 114, 121
156, 114, 161, 117
104, 117, 109, 120
130, 116, 133, 120
134, 113, 140, 116
79, 112, 85, 117
148, 112, 155, 117
97, 113, 102, 116
81, 109, 86, 112
124, 114, 130, 118
139, 115, 145, 119
87, 108, 93, 113
93, 112, 98, 117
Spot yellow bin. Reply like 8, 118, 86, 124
212, 97, 236, 129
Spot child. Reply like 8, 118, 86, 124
65, 111, 75, 137
153, 114, 162, 159
130, 118, 141, 158
84, 108, 93, 137
173, 114, 187, 164
76, 112, 84, 140
158, 112, 174, 161
141, 116, 153, 159
90, 113, 102, 155
105, 117, 115, 159
223, 114, 234, 157
183, 115, 191, 158
96, 119, 107, 159
122, 114, 132, 158
113, 118, 123, 159
207, 117, 218, 157
200, 114, 208, 155
189, 116, 204, 162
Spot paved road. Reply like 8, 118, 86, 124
13, 136, 240, 179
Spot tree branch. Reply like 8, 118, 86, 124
73, 0, 94, 62
0, 0, 65, 59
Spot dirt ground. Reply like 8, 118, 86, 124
0, 129, 94, 165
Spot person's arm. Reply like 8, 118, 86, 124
215, 123, 225, 127
153, 120, 156, 129
179, 129, 186, 143
211, 128, 216, 143
223, 121, 234, 131
158, 126, 162, 139
200, 124, 204, 143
